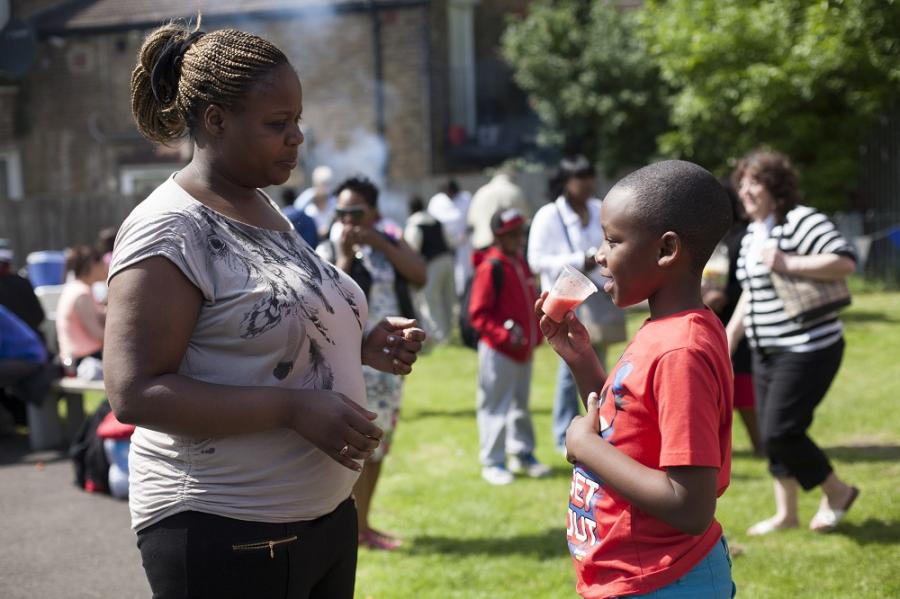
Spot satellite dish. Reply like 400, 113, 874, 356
0, 17, 37, 79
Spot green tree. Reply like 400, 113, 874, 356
502, 0, 900, 212
641, 0, 900, 211
501, 1, 670, 177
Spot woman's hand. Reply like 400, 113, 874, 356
363, 317, 427, 375
760, 245, 789, 273
565, 391, 602, 464
344, 225, 387, 252
290, 390, 383, 471
535, 291, 592, 364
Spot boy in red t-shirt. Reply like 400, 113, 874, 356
537, 160, 736, 598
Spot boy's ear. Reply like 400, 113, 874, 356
657, 231, 681, 268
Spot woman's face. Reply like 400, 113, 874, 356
336, 189, 377, 229
564, 174, 596, 205
217, 63, 304, 188
738, 171, 776, 222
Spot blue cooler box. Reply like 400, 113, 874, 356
27, 251, 66, 287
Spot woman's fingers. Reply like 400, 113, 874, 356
333, 442, 366, 470
341, 398, 384, 436
335, 426, 381, 463
381, 327, 425, 376
344, 426, 381, 452
401, 327, 427, 343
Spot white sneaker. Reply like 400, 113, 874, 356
508, 454, 552, 478
481, 465, 515, 486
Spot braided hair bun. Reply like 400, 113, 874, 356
131, 21, 289, 143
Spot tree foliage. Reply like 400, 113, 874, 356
501, 1, 670, 177
502, 0, 900, 211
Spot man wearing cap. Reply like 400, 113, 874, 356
468, 208, 550, 485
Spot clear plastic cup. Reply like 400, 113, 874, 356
542, 265, 598, 323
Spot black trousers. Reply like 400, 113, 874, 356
137, 498, 358, 599
752, 339, 844, 490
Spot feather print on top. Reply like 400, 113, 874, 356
303, 337, 334, 390
319, 257, 363, 330
273, 316, 304, 380
187, 204, 355, 380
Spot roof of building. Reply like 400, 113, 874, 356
36, 0, 428, 35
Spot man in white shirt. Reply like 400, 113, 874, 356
428, 180, 474, 295
468, 171, 531, 251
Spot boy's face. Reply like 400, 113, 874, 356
495, 226, 526, 256
596, 188, 663, 307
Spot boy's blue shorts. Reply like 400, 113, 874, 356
620, 536, 736, 598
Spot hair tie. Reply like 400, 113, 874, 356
150, 30, 205, 104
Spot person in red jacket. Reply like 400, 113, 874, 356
470, 208, 550, 485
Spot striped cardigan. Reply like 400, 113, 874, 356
736, 205, 856, 354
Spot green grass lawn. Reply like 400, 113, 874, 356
354, 289, 900, 599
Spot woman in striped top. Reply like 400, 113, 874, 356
726, 150, 859, 535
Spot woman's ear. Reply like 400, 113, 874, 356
657, 231, 682, 268
201, 104, 227, 137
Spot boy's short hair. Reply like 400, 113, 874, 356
613, 160, 732, 271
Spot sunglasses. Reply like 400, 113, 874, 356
335, 206, 367, 221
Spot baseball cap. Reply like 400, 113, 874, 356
490, 208, 525, 236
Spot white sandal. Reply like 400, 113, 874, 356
810, 486, 859, 533
746, 517, 798, 536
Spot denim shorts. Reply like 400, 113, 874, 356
623, 536, 736, 598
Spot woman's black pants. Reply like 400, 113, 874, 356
136, 497, 357, 599
752, 339, 844, 490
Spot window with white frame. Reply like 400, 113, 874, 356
448, 0, 479, 136
119, 164, 180, 197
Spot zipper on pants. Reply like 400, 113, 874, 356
232, 535, 298, 558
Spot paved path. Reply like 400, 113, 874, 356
0, 433, 149, 599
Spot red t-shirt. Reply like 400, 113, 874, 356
568, 309, 733, 598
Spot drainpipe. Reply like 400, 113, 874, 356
368, 0, 389, 181
421, 2, 433, 175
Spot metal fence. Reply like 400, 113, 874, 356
859, 111, 900, 287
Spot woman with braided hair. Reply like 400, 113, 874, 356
104, 21, 426, 598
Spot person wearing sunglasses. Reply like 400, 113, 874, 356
330, 176, 427, 550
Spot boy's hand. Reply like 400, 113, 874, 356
565, 391, 602, 464
535, 291, 592, 363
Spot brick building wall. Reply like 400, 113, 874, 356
8, 4, 432, 198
